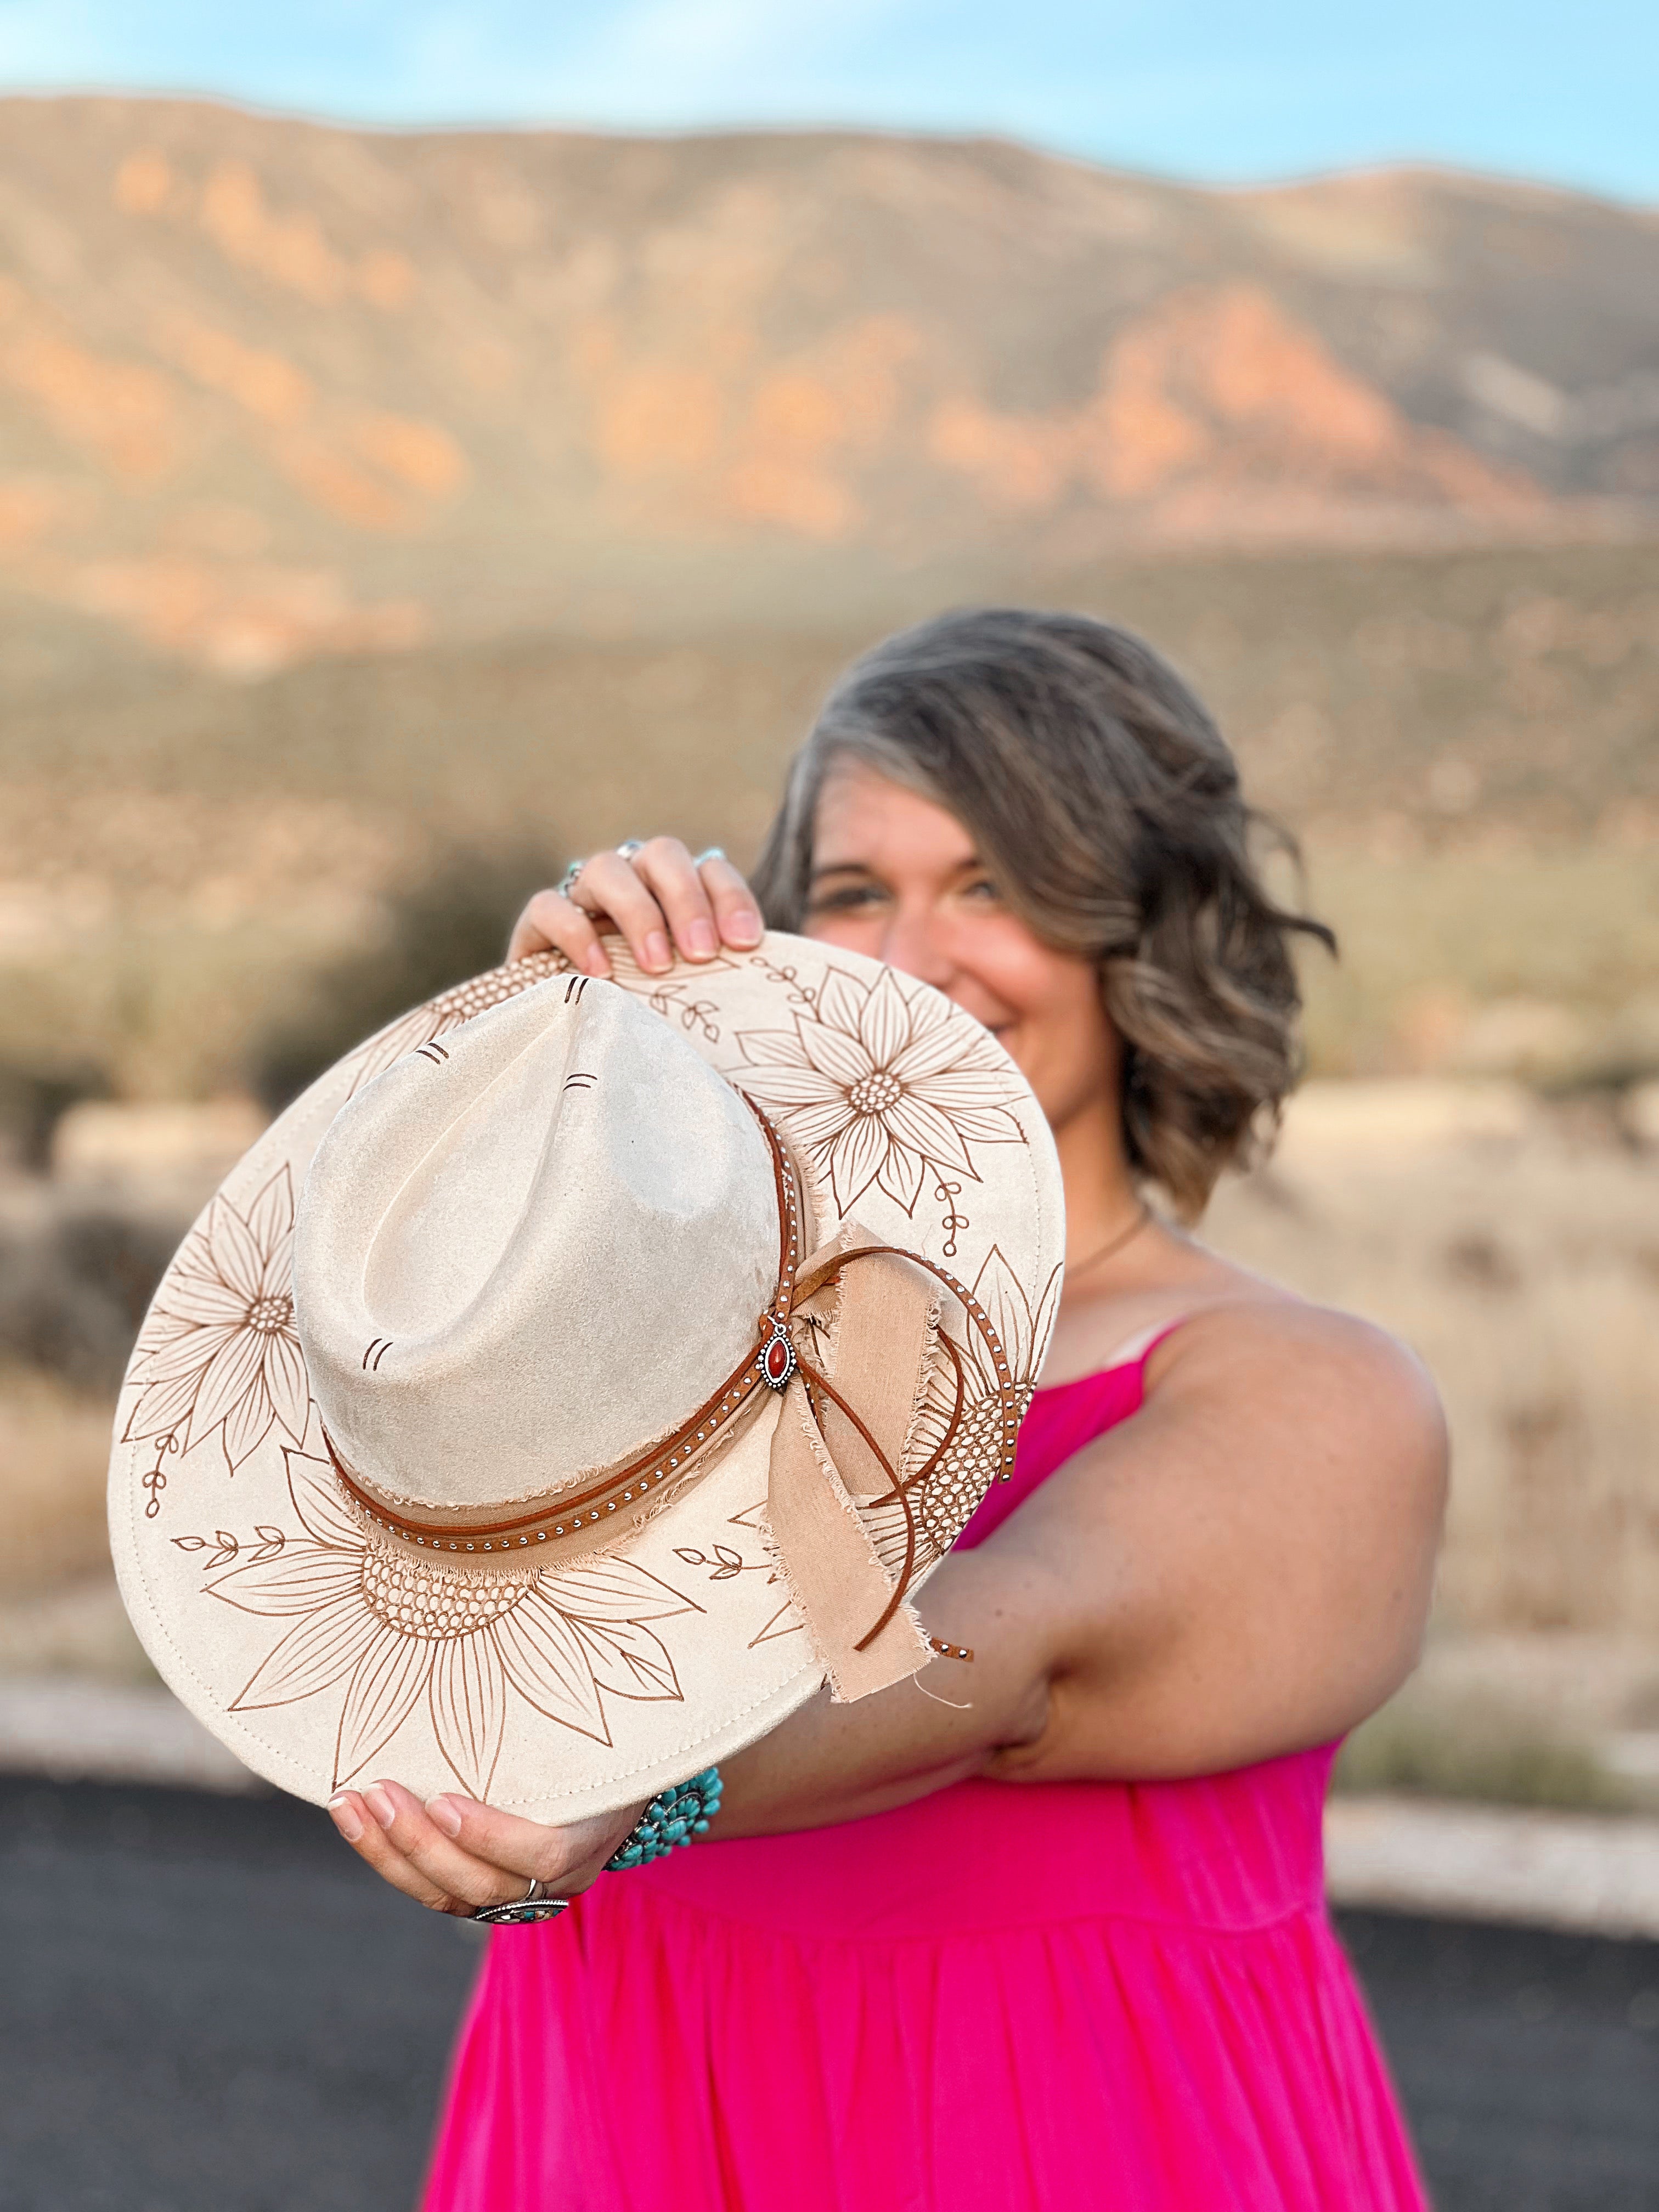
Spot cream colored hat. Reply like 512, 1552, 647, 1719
109, 935, 1063, 1822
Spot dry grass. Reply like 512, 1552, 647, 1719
1, 538, 1655, 1102
1208, 1084, 1659, 1638
0, 1364, 117, 1595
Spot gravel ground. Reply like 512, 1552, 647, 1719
0, 1776, 1655, 2212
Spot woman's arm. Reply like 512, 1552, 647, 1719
716, 1299, 1445, 1826
330, 1299, 1444, 1905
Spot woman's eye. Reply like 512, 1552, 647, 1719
961, 876, 1002, 905
806, 882, 888, 916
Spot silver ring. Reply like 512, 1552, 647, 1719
473, 1875, 569, 1926
692, 847, 726, 867
615, 839, 645, 861
556, 858, 586, 901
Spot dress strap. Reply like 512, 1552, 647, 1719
1097, 1316, 1193, 1376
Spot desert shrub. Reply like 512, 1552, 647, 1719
1335, 1690, 1633, 1813
0, 1058, 108, 1173
0, 1202, 178, 1390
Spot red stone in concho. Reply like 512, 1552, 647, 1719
763, 1332, 794, 1388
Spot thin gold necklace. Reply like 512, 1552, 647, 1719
1065, 1201, 1152, 1285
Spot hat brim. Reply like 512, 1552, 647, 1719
109, 935, 1064, 1822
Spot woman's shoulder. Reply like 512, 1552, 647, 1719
1143, 1293, 1448, 1492
1048, 1236, 1444, 1481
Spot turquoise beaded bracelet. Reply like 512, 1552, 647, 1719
604, 1766, 723, 1871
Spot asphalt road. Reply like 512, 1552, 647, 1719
1, 1777, 1655, 2212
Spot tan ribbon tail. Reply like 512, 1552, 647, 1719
801, 1224, 940, 1504
766, 1380, 932, 1702
765, 1221, 958, 1699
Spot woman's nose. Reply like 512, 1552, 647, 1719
877, 907, 956, 991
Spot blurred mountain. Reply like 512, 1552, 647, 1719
0, 95, 1655, 676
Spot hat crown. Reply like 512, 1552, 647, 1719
293, 979, 778, 1513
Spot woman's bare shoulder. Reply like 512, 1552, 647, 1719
1146, 1293, 1448, 1480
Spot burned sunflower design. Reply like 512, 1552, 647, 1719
124, 1166, 308, 1474
736, 966, 1026, 1216
206, 1450, 699, 1795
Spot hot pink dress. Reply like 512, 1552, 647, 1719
423, 1342, 1427, 2211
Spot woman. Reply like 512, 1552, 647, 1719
329, 609, 1445, 2209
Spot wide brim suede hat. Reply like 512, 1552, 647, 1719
109, 935, 1064, 1824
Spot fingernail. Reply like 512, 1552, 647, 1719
329, 1795, 363, 1843
365, 1784, 397, 1831
686, 917, 716, 958
729, 909, 762, 947
580, 943, 611, 978
426, 1795, 462, 1837
644, 930, 671, 972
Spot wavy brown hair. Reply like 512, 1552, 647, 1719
751, 607, 1334, 1220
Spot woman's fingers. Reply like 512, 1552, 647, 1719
629, 839, 723, 961
693, 854, 764, 950
569, 848, 679, 973
424, 1792, 643, 1891
332, 1781, 539, 1916
328, 1787, 469, 1915
505, 889, 612, 977
326, 1778, 647, 1920
506, 842, 765, 978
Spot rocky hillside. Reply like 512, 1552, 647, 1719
0, 97, 1655, 676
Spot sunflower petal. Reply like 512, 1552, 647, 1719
243, 1165, 295, 1257
155, 1274, 250, 1329
884, 1001, 967, 1084
334, 1628, 431, 1787
221, 1379, 275, 1474
205, 1194, 266, 1305
124, 1365, 210, 1444
262, 1329, 310, 1445
827, 1113, 890, 1212
812, 969, 867, 1037
795, 1019, 874, 1088
544, 1559, 699, 1624
737, 1062, 847, 1111
876, 1141, 927, 1214
131, 1324, 234, 1385
570, 1617, 681, 1703
187, 1327, 268, 1452
939, 1104, 1025, 1146
908, 1064, 1025, 1110
779, 1097, 861, 1156
210, 1542, 364, 1616
493, 1594, 609, 1742
230, 1594, 382, 1711
881, 1092, 978, 1177
857, 968, 915, 1067
429, 1631, 508, 1797
735, 1028, 815, 1069
257, 1226, 295, 1304
286, 1449, 367, 1550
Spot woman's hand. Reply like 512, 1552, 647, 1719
507, 839, 764, 979
328, 1779, 648, 1918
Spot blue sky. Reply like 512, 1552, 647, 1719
0, 1, 1652, 205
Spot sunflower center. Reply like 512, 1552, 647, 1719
359, 1549, 537, 1638
848, 1069, 903, 1116
244, 1293, 294, 1336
